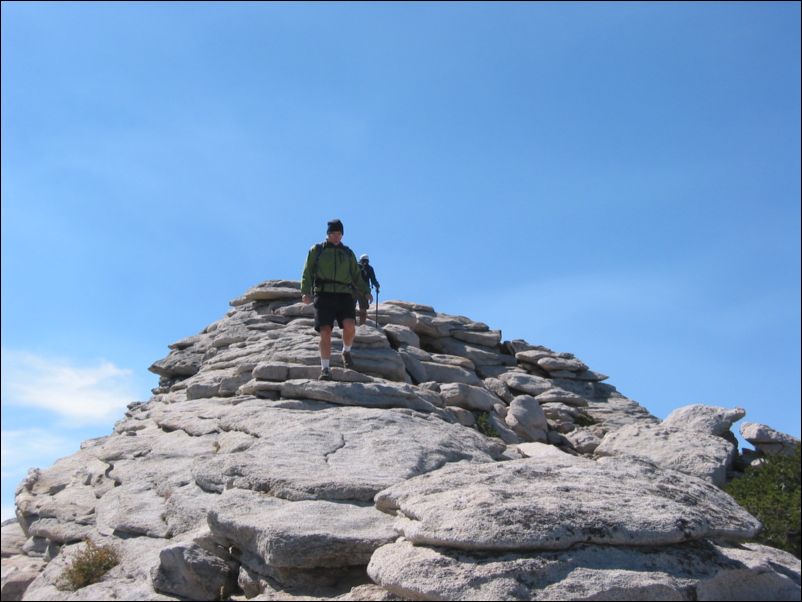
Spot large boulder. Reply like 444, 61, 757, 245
207, 489, 396, 569
374, 455, 760, 551
740, 422, 801, 457
595, 423, 737, 487
663, 404, 746, 436
368, 539, 801, 601
505, 395, 548, 442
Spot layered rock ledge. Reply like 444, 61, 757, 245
2, 280, 798, 601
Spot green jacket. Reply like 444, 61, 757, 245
301, 242, 370, 297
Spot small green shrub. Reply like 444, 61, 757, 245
724, 443, 801, 558
573, 412, 597, 427
476, 412, 500, 438
58, 539, 120, 591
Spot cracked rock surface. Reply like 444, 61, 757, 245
4, 279, 799, 601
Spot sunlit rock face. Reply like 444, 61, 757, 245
4, 280, 799, 601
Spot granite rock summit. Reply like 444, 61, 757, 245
2, 280, 799, 601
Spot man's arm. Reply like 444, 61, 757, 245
369, 265, 380, 290
300, 247, 315, 298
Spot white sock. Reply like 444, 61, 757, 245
343, 344, 352, 352
321, 358, 330, 369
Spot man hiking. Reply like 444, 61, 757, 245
301, 219, 372, 380
355, 254, 380, 326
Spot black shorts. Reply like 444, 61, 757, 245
313, 293, 356, 332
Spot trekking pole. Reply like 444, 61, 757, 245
375, 287, 379, 327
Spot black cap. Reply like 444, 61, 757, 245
327, 219, 344, 234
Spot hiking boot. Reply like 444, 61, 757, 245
319, 367, 332, 381
342, 350, 354, 369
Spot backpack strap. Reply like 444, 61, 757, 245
311, 242, 326, 293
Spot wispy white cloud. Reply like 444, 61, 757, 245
1, 349, 137, 426
0, 428, 79, 481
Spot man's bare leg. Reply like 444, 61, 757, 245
341, 319, 356, 369
319, 326, 332, 360
342, 319, 356, 348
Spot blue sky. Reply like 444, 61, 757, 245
2, 2, 800, 521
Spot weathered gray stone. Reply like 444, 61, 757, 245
421, 362, 483, 386
400, 344, 432, 362
476, 364, 516, 379
22, 536, 175, 601
427, 337, 516, 366
596, 423, 737, 487
212, 326, 251, 348
238, 378, 283, 398
168, 334, 205, 351
374, 304, 418, 329
384, 300, 435, 314
572, 369, 609, 381
429, 353, 475, 370
335, 583, 405, 601
275, 302, 316, 318
353, 324, 392, 348
534, 387, 589, 407
581, 390, 661, 432
193, 405, 503, 502
95, 481, 188, 540
541, 402, 581, 422
487, 412, 521, 444
243, 281, 302, 302
368, 539, 801, 602
280, 379, 439, 413
515, 349, 553, 365
504, 340, 548, 355
483, 377, 513, 403
514, 442, 588, 466
13, 278, 798, 602
374, 456, 760, 551
452, 329, 502, 347
447, 407, 477, 427
663, 404, 746, 436
151, 539, 238, 601
413, 315, 461, 338
15, 453, 109, 541
149, 349, 204, 378
349, 347, 408, 381
1, 553, 47, 602
253, 362, 290, 381
505, 395, 548, 441
740, 422, 800, 457
382, 324, 420, 348
498, 372, 552, 396
208, 489, 396, 569
538, 356, 589, 373
2, 521, 27, 558
564, 427, 603, 454
398, 349, 427, 384
440, 383, 499, 412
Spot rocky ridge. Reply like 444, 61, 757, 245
2, 279, 800, 601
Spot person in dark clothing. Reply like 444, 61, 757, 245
301, 219, 372, 380
355, 254, 380, 326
